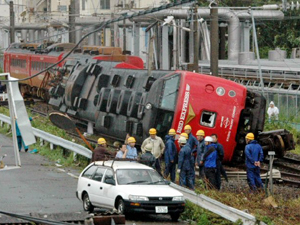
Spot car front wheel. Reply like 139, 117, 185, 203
170, 213, 180, 222
117, 199, 125, 214
83, 193, 94, 213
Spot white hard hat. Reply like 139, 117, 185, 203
269, 101, 274, 105
204, 136, 213, 142
178, 137, 187, 144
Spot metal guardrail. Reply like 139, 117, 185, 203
170, 183, 265, 225
0, 114, 92, 159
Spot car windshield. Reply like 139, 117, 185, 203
116, 169, 166, 185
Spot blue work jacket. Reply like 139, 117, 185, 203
178, 144, 193, 171
204, 144, 218, 168
164, 135, 176, 164
245, 140, 264, 169
215, 142, 225, 161
187, 133, 198, 153
196, 139, 206, 165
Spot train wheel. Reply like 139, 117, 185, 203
275, 135, 285, 158
41, 89, 50, 102
31, 87, 38, 97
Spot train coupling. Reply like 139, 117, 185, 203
257, 129, 295, 158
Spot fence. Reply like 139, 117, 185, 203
245, 84, 300, 129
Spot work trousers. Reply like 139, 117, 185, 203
205, 167, 218, 189
247, 167, 263, 191
199, 165, 205, 179
216, 160, 228, 190
190, 157, 195, 185
164, 162, 176, 182
179, 169, 194, 190
155, 158, 162, 176
17, 136, 28, 152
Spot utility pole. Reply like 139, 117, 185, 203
69, 0, 76, 43
193, 5, 199, 72
123, 19, 126, 52
9, 1, 15, 44
210, 1, 218, 76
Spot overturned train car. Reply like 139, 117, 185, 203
48, 57, 295, 163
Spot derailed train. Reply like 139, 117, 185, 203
4, 43, 295, 163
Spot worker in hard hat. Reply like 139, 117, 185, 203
177, 136, 194, 190
140, 144, 156, 169
91, 138, 113, 162
141, 128, 165, 176
164, 128, 177, 182
267, 101, 279, 121
211, 134, 228, 189
195, 129, 206, 179
245, 133, 264, 191
184, 125, 198, 185
126, 137, 138, 159
203, 136, 218, 189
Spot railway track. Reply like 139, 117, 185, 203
265, 157, 300, 187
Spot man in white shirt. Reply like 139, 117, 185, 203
267, 101, 279, 121
141, 128, 165, 176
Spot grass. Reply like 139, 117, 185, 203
0, 106, 91, 170
180, 181, 300, 225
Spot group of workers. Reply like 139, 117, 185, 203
92, 125, 264, 192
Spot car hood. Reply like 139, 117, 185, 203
120, 185, 183, 197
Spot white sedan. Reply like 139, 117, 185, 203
76, 160, 185, 221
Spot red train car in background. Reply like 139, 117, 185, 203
3, 43, 143, 99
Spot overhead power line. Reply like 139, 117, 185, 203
1, 0, 196, 83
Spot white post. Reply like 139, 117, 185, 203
4, 73, 21, 167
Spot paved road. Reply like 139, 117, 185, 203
0, 134, 186, 224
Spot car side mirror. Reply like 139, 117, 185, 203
105, 178, 116, 185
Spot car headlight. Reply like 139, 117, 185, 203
172, 196, 185, 201
128, 195, 149, 201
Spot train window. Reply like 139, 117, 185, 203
124, 75, 135, 88
111, 75, 121, 87
160, 75, 180, 111
155, 110, 173, 137
200, 111, 217, 128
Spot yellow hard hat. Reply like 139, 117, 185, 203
246, 133, 255, 140
128, 137, 136, 143
184, 125, 192, 130
149, 128, 157, 135
168, 128, 176, 135
180, 133, 188, 139
98, 138, 106, 145
196, 130, 205, 136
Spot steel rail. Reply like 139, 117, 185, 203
0, 114, 92, 159
169, 183, 265, 225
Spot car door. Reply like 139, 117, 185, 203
78, 165, 97, 199
100, 169, 117, 209
88, 167, 106, 207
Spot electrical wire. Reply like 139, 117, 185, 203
2, 0, 196, 82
